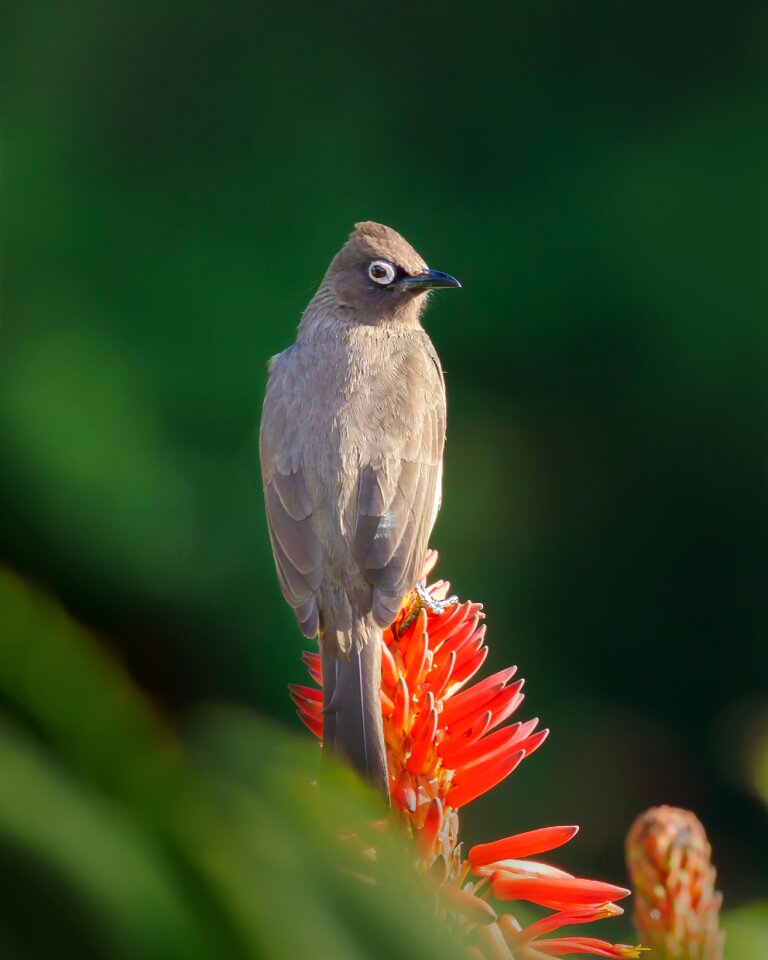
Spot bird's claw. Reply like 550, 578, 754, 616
397, 580, 459, 633
415, 580, 458, 617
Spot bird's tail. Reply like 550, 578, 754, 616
322, 620, 389, 800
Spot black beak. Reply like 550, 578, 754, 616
399, 268, 461, 290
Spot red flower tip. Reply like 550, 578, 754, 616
516, 727, 549, 758
499, 903, 627, 954
525, 937, 645, 957
435, 612, 481, 658
441, 719, 529, 771
410, 692, 436, 740
393, 677, 410, 730
287, 683, 322, 707
381, 642, 399, 687
296, 708, 323, 738
427, 600, 475, 649
427, 648, 457, 699
451, 643, 490, 687
380, 689, 395, 718
440, 713, 528, 767
446, 749, 526, 809
407, 707, 439, 775
440, 667, 517, 727
469, 826, 580, 868
405, 626, 428, 690
421, 548, 439, 580
300, 651, 322, 684
491, 874, 631, 910
417, 797, 443, 860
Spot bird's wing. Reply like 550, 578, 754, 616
260, 349, 322, 638
353, 342, 446, 627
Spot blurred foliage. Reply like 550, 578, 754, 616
0, 569, 464, 960
722, 904, 768, 958
0, 0, 767, 944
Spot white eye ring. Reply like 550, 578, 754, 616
368, 260, 396, 285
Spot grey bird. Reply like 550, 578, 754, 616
259, 221, 460, 798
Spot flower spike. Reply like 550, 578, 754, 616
626, 806, 724, 960
292, 552, 637, 960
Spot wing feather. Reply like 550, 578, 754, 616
261, 349, 322, 637
265, 482, 322, 576
272, 468, 313, 520
354, 346, 446, 627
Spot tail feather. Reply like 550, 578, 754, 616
322, 629, 389, 800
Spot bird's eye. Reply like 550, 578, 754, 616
368, 260, 396, 285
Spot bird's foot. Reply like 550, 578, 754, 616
397, 581, 459, 633
415, 580, 459, 617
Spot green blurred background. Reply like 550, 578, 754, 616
1, 1, 767, 955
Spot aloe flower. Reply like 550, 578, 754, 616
626, 806, 724, 960
291, 553, 643, 959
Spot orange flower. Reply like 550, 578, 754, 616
626, 806, 724, 960
291, 552, 643, 959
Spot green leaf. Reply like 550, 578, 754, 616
0, 569, 464, 959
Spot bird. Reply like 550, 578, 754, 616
259, 221, 460, 799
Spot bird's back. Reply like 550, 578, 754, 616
260, 319, 446, 648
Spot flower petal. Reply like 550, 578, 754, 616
296, 708, 322, 739
393, 677, 410, 731
427, 601, 475, 648
420, 548, 439, 580
426, 649, 456, 700
491, 875, 631, 909
407, 708, 438, 775
448, 681, 525, 739
435, 613, 481, 657
381, 641, 399, 687
469, 826, 579, 868
410, 692, 436, 741
393, 770, 417, 813
526, 937, 644, 957
416, 796, 443, 859
288, 683, 322, 703
444, 718, 540, 770
446, 750, 526, 808
380, 689, 395, 718
405, 625, 428, 689
441, 667, 517, 727
514, 905, 624, 945
438, 710, 493, 760
301, 651, 322, 685
447, 642, 489, 690
477, 859, 573, 881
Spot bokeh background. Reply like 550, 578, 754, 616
2, 2, 767, 956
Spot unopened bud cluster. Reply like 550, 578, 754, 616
626, 806, 724, 960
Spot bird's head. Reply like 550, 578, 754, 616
322, 221, 460, 327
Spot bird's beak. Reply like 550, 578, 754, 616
398, 268, 461, 290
